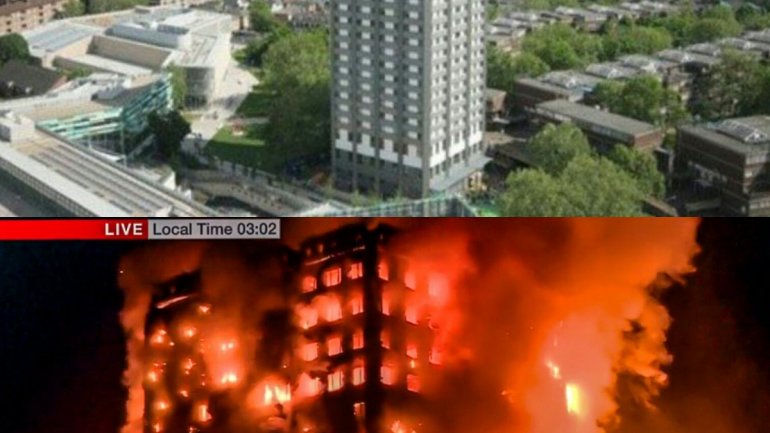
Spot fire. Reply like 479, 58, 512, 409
220, 372, 238, 385
152, 422, 162, 433
180, 325, 197, 340
546, 360, 561, 380
264, 383, 292, 405
197, 303, 211, 315
565, 383, 583, 416
194, 402, 212, 423
154, 400, 170, 412
150, 329, 168, 346
220, 341, 236, 352
147, 370, 159, 383
182, 358, 195, 373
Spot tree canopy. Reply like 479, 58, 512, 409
167, 66, 188, 110
486, 47, 549, 95
593, 74, 689, 129
262, 30, 331, 158
250, 0, 283, 33
528, 123, 593, 175
600, 25, 673, 61
607, 145, 666, 198
149, 111, 191, 162
521, 24, 603, 70
0, 34, 30, 66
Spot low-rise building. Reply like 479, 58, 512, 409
513, 71, 605, 111
0, 60, 66, 98
554, 6, 607, 31
532, 99, 664, 152
584, 62, 640, 80
677, 117, 770, 216
23, 6, 232, 108
0, 0, 67, 34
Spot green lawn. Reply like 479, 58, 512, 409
235, 87, 274, 118
207, 124, 288, 174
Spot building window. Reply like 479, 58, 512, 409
406, 343, 418, 359
302, 343, 319, 361
328, 370, 344, 392
404, 271, 416, 290
353, 330, 364, 349
302, 276, 317, 293
382, 293, 391, 315
405, 306, 419, 324
348, 262, 363, 279
353, 402, 365, 419
351, 294, 364, 315
352, 363, 366, 386
381, 365, 395, 385
323, 267, 342, 287
429, 348, 442, 365
407, 374, 420, 392
328, 336, 343, 356
378, 260, 389, 280
299, 306, 318, 329
381, 331, 391, 349
325, 298, 342, 322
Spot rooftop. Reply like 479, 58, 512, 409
536, 99, 660, 138
584, 62, 640, 79
680, 117, 770, 156
0, 61, 65, 95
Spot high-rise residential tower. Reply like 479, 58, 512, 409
331, 0, 488, 198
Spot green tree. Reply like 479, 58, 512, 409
607, 145, 666, 198
736, 5, 770, 30
688, 17, 743, 44
692, 50, 765, 120
594, 74, 688, 129
0, 34, 30, 66
528, 123, 593, 175
250, 0, 281, 33
600, 25, 673, 61
241, 26, 290, 67
60, 0, 85, 17
486, 47, 549, 95
149, 111, 191, 161
167, 66, 187, 110
262, 30, 330, 158
498, 169, 573, 216
497, 155, 645, 216
522, 24, 602, 70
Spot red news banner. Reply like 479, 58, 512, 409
0, 219, 282, 240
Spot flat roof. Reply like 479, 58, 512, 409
1, 128, 218, 217
679, 117, 770, 156
536, 99, 660, 138
65, 53, 154, 77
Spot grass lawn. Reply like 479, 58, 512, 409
235, 87, 274, 118
207, 123, 289, 174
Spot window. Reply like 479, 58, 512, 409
405, 306, 418, 324
302, 343, 319, 361
354, 402, 365, 419
378, 260, 389, 280
429, 348, 442, 365
404, 271, 416, 289
328, 370, 344, 391
352, 363, 366, 385
382, 293, 391, 315
302, 276, 317, 293
381, 331, 391, 349
323, 267, 342, 287
299, 306, 318, 329
406, 343, 418, 359
381, 365, 395, 385
350, 292, 364, 315
353, 330, 364, 349
407, 374, 420, 392
348, 262, 363, 279
328, 336, 343, 356
325, 298, 342, 322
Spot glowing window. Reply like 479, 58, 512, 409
405, 306, 418, 324
381, 331, 391, 349
407, 374, 420, 392
302, 276, 317, 293
381, 365, 395, 385
325, 298, 342, 322
328, 336, 343, 356
378, 261, 389, 280
429, 348, 442, 365
328, 370, 344, 391
302, 343, 319, 361
404, 271, 416, 289
353, 330, 364, 349
382, 294, 391, 315
299, 307, 318, 329
348, 262, 363, 279
353, 402, 366, 419
351, 294, 364, 315
406, 343, 418, 359
323, 267, 342, 287
428, 274, 448, 300
352, 363, 366, 385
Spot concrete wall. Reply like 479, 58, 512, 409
90, 35, 173, 70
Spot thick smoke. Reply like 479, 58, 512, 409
117, 219, 698, 433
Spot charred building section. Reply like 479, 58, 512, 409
142, 225, 440, 433
291, 224, 439, 433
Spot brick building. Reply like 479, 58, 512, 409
0, 0, 67, 34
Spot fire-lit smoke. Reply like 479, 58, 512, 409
117, 219, 698, 433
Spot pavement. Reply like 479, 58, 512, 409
181, 60, 259, 154
0, 180, 52, 217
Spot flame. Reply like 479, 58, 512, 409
546, 360, 561, 380
154, 400, 170, 412
150, 329, 168, 346
180, 325, 197, 339
194, 402, 212, 423
197, 303, 211, 315
565, 383, 583, 416
220, 341, 236, 352
264, 383, 292, 405
220, 372, 238, 385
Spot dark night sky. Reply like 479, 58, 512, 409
1, 221, 769, 433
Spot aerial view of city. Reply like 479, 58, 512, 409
0, 0, 769, 216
